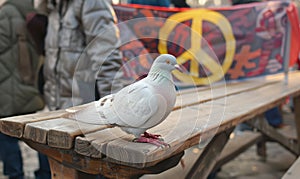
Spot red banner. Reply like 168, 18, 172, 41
113, 1, 300, 85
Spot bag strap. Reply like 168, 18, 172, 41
17, 25, 34, 85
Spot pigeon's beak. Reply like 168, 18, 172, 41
174, 64, 183, 72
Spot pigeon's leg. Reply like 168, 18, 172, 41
142, 132, 162, 140
133, 132, 170, 147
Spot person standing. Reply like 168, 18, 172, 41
0, 0, 50, 178
38, 0, 124, 110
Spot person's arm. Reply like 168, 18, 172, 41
75, 0, 124, 98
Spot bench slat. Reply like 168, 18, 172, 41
0, 110, 66, 138
24, 118, 110, 149
75, 127, 128, 158
174, 78, 279, 110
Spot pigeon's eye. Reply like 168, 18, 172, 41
166, 59, 170, 64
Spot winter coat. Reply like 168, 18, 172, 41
41, 0, 124, 110
0, 0, 44, 117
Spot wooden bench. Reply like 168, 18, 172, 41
283, 156, 300, 179
1, 71, 300, 178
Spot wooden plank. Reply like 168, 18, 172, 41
25, 139, 184, 177
73, 72, 300, 168
282, 157, 300, 179
0, 110, 66, 138
24, 118, 64, 144
173, 78, 280, 110
48, 121, 109, 149
49, 158, 80, 179
175, 71, 286, 96
48, 158, 99, 179
24, 118, 110, 149
75, 127, 128, 158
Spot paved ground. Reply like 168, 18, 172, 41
0, 108, 297, 179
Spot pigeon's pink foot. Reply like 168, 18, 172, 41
134, 132, 170, 147
142, 132, 161, 139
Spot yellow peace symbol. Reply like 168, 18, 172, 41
158, 9, 236, 85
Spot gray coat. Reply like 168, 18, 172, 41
0, 0, 44, 117
42, 0, 124, 110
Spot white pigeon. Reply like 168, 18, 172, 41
70, 54, 181, 146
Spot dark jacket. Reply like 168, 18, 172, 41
0, 0, 44, 117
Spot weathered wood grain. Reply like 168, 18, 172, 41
75, 127, 128, 158
173, 78, 280, 110
24, 118, 110, 149
25, 139, 184, 178
0, 110, 66, 138
49, 158, 78, 179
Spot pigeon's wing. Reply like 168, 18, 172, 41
68, 95, 115, 125
112, 82, 159, 128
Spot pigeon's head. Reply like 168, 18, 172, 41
152, 54, 181, 72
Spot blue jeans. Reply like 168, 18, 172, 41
35, 153, 51, 179
264, 106, 283, 127
237, 107, 283, 131
0, 132, 51, 179
0, 132, 23, 179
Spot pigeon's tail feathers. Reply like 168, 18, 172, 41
66, 101, 109, 125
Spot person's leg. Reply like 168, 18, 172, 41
264, 106, 283, 127
0, 132, 24, 179
34, 153, 51, 179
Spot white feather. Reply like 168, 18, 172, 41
69, 54, 179, 138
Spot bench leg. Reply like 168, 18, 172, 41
256, 138, 267, 161
185, 127, 234, 179
49, 158, 98, 179
247, 115, 299, 155
49, 158, 77, 179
